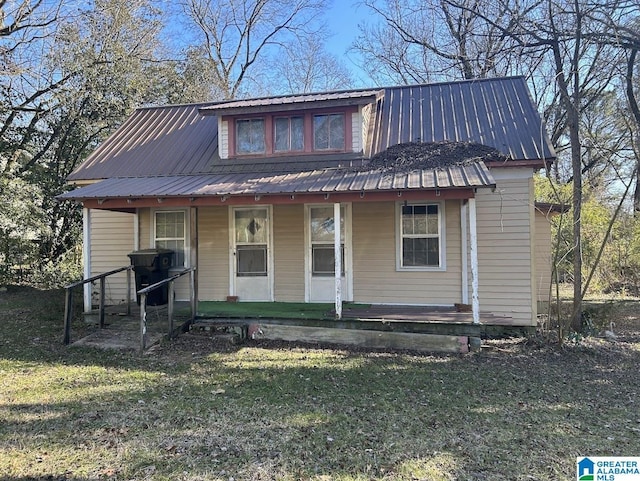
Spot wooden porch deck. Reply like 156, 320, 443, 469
68, 302, 531, 352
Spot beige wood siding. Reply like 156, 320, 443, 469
273, 204, 305, 301
352, 200, 462, 305
476, 169, 535, 325
535, 211, 553, 304
89, 209, 134, 304
139, 208, 151, 249
198, 206, 230, 300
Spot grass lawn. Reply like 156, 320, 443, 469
1, 286, 639, 480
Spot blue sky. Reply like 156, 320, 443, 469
324, 1, 375, 86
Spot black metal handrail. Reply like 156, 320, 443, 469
138, 267, 197, 352
63, 266, 133, 345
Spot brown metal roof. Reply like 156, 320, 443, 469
58, 161, 495, 201
372, 77, 556, 162
67, 103, 220, 181
64, 77, 553, 194
199, 89, 382, 116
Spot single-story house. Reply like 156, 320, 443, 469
58, 76, 556, 330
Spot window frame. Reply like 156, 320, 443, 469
233, 207, 270, 278
396, 201, 446, 271
225, 107, 355, 158
235, 117, 266, 155
312, 113, 345, 151
152, 209, 189, 269
273, 115, 305, 153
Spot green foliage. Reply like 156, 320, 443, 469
0, 0, 197, 287
536, 174, 640, 298
0, 156, 47, 284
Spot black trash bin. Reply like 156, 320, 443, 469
128, 248, 174, 305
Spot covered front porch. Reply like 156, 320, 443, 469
66, 296, 529, 354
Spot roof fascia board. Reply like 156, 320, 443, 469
77, 188, 480, 210
200, 96, 379, 117
485, 159, 551, 168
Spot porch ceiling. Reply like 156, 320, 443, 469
58, 161, 495, 203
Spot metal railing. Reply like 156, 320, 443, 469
138, 267, 197, 352
63, 266, 133, 345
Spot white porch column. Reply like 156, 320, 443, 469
460, 201, 469, 305
468, 197, 480, 324
334, 202, 342, 319
82, 207, 92, 313
132, 210, 139, 303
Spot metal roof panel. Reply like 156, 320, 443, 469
58, 160, 496, 202
372, 77, 555, 162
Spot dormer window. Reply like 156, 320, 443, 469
313, 113, 345, 150
227, 109, 354, 158
236, 118, 265, 154
274, 116, 304, 152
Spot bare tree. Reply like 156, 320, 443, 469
354, 0, 526, 83
273, 37, 354, 94
356, 0, 632, 332
180, 0, 327, 99
0, 0, 63, 177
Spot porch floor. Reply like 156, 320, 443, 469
69, 301, 530, 352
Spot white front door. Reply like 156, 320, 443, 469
231, 206, 273, 301
306, 204, 352, 302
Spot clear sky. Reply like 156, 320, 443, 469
324, 1, 375, 86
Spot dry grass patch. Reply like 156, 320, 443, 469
1, 286, 639, 480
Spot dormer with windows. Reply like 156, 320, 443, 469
199, 89, 381, 161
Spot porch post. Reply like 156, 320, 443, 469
460, 201, 469, 305
190, 207, 198, 317
469, 197, 480, 324
132, 210, 139, 305
82, 208, 92, 313
334, 202, 342, 319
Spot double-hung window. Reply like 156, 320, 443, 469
274, 116, 304, 152
154, 210, 187, 267
399, 203, 443, 269
313, 113, 345, 150
236, 118, 265, 154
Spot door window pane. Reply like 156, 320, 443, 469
237, 246, 267, 276
235, 209, 268, 244
310, 206, 344, 242
312, 245, 345, 276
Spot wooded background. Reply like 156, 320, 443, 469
1, 0, 639, 331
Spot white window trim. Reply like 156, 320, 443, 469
151, 208, 190, 269
396, 201, 446, 272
